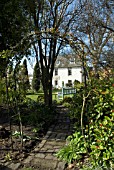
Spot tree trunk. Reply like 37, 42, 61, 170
49, 79, 52, 106
43, 86, 49, 106
94, 59, 99, 79
42, 82, 52, 107
41, 68, 53, 107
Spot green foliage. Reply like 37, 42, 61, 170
68, 90, 83, 128
27, 94, 38, 101
56, 132, 87, 163
0, 0, 30, 51
0, 60, 29, 106
62, 102, 71, 108
32, 63, 40, 92
19, 98, 56, 128
80, 165, 105, 170
8, 64, 26, 103
57, 77, 114, 169
62, 97, 73, 104
87, 79, 114, 169
0, 78, 6, 104
4, 153, 12, 161
74, 79, 83, 90
37, 95, 44, 103
66, 82, 73, 87
0, 50, 13, 78
60, 96, 73, 107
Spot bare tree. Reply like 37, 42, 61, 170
25, 0, 83, 106
69, 0, 113, 77
95, 0, 114, 32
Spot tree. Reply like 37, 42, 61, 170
93, 0, 114, 33
68, 0, 113, 78
1, 0, 113, 106
21, 59, 30, 91
0, 0, 29, 51
32, 62, 40, 92
0, 0, 31, 80
86, 1, 113, 74
25, 0, 82, 106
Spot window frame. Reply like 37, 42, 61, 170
55, 68, 58, 75
55, 80, 58, 86
68, 67, 72, 76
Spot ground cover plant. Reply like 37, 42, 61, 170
56, 75, 114, 170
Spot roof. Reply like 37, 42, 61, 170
55, 55, 81, 68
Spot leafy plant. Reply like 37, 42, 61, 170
62, 97, 73, 104
19, 98, 56, 130
12, 130, 21, 137
80, 165, 105, 170
57, 77, 114, 169
56, 132, 88, 163
60, 97, 73, 108
32, 63, 40, 92
5, 153, 12, 161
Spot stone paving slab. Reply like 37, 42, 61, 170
31, 158, 58, 169
8, 163, 21, 170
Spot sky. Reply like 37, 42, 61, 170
20, 56, 35, 75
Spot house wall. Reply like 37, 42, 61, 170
52, 67, 82, 88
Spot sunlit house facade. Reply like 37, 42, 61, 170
52, 55, 82, 88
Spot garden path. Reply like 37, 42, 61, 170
0, 105, 75, 170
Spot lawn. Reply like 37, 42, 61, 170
27, 94, 39, 101
26, 92, 59, 101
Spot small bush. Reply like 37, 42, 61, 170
18, 98, 56, 131
61, 97, 73, 104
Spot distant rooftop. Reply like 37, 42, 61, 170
55, 55, 81, 68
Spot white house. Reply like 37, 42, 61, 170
52, 55, 82, 88
23, 55, 83, 88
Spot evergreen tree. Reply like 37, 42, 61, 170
21, 59, 30, 91
32, 63, 40, 92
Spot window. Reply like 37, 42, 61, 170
70, 58, 75, 64
55, 80, 58, 86
55, 68, 58, 75
68, 68, 72, 75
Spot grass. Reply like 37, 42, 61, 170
27, 94, 38, 101
26, 92, 59, 101
26, 91, 74, 102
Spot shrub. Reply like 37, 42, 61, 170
56, 77, 114, 169
18, 98, 56, 130
32, 63, 40, 92
61, 97, 73, 104
56, 131, 88, 164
